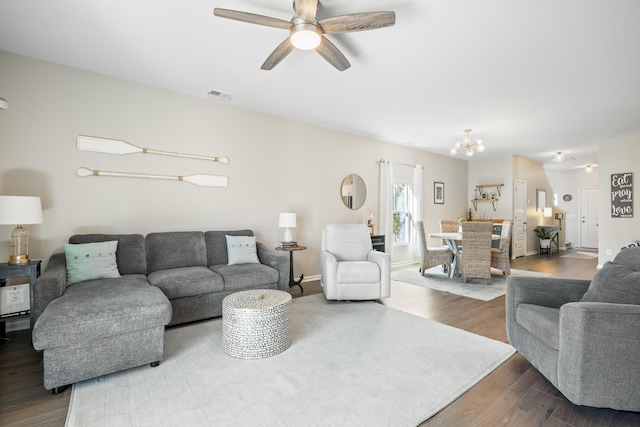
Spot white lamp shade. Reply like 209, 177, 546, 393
0, 196, 43, 225
278, 213, 296, 228
543, 207, 553, 218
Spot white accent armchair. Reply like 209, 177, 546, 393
320, 224, 391, 300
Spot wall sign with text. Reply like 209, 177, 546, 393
611, 172, 633, 218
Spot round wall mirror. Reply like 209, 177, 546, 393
341, 174, 366, 210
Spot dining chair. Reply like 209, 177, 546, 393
491, 220, 512, 275
458, 222, 492, 284
439, 219, 460, 235
439, 219, 460, 273
417, 221, 453, 275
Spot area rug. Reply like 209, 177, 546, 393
391, 267, 551, 301
561, 251, 598, 260
65, 294, 515, 427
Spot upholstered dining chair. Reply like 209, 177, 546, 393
457, 222, 492, 284
320, 224, 391, 300
417, 221, 453, 275
491, 220, 513, 275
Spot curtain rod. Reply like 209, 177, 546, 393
379, 159, 423, 169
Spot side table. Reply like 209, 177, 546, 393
0, 260, 42, 344
275, 245, 307, 293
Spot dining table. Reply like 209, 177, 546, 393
428, 231, 500, 278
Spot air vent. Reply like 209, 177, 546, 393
207, 90, 232, 103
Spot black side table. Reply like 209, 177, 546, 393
0, 260, 42, 344
275, 246, 307, 293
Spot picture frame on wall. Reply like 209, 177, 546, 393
434, 182, 444, 204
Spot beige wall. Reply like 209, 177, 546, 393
467, 154, 514, 221
598, 136, 640, 265
0, 51, 469, 279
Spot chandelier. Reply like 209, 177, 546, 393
450, 129, 485, 157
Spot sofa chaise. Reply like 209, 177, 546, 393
32, 230, 289, 392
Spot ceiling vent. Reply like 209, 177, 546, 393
207, 90, 232, 103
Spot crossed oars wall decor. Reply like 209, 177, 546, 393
76, 135, 229, 187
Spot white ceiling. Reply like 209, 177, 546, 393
1, 0, 639, 171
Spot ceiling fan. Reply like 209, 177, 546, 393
213, 0, 395, 71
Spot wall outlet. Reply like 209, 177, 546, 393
606, 249, 612, 256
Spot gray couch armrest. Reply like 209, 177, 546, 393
558, 302, 640, 411
256, 242, 289, 291
33, 252, 68, 323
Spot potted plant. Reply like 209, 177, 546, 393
457, 217, 466, 232
533, 227, 551, 248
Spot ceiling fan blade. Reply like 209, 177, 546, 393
315, 36, 350, 71
294, 0, 318, 21
213, 8, 291, 30
319, 11, 396, 34
261, 38, 296, 70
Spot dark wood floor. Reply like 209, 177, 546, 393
1, 250, 638, 426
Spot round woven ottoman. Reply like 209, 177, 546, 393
222, 289, 292, 359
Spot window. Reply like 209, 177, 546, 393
393, 182, 411, 244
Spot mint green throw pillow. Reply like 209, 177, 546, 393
64, 240, 121, 285
226, 235, 261, 265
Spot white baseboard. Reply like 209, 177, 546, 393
4, 317, 29, 332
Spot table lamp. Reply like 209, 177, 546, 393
0, 196, 43, 264
278, 213, 296, 243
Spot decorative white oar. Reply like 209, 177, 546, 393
77, 167, 229, 188
77, 135, 229, 164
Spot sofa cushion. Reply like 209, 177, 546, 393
336, 261, 381, 284
146, 231, 207, 273
226, 235, 260, 265
581, 259, 640, 305
516, 303, 560, 350
69, 234, 147, 275
64, 241, 121, 285
147, 267, 224, 299
33, 275, 171, 349
210, 264, 279, 291
205, 230, 254, 266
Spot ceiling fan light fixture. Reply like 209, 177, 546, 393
290, 24, 321, 50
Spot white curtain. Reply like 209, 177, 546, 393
411, 165, 423, 256
379, 159, 393, 255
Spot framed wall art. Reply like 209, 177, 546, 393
434, 182, 444, 204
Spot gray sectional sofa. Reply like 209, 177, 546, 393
32, 230, 289, 392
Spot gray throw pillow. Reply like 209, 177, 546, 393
581, 260, 640, 304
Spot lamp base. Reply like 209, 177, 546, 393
283, 228, 293, 243
8, 254, 30, 265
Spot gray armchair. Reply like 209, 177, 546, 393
320, 224, 390, 300
506, 247, 640, 411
